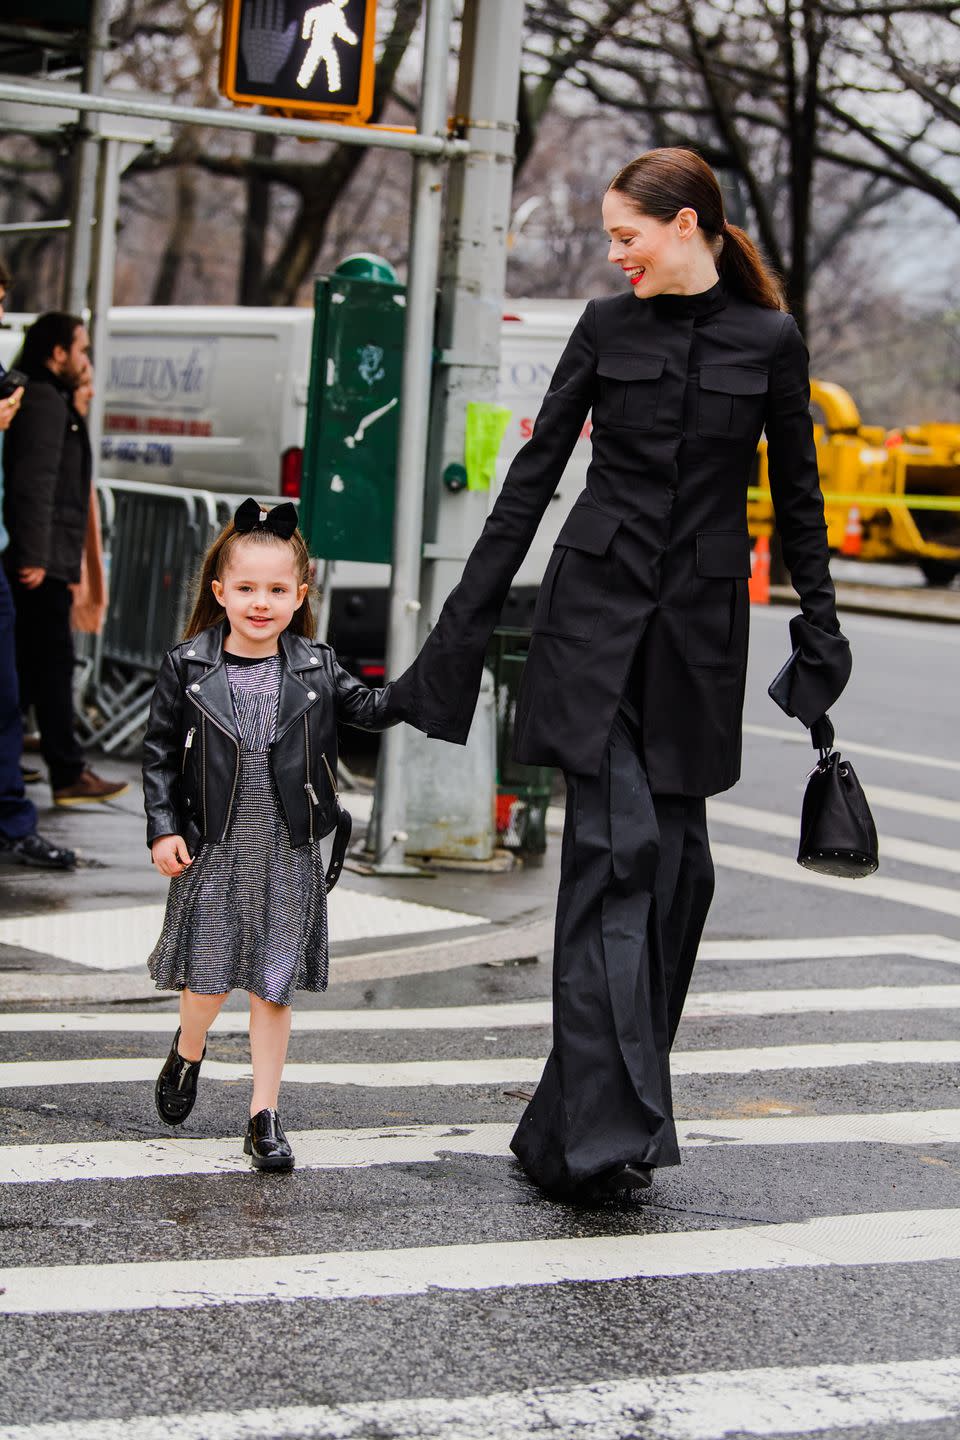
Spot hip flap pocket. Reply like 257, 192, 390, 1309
696, 530, 752, 578
697, 364, 768, 439
595, 353, 665, 430
533, 504, 622, 641
687, 531, 752, 667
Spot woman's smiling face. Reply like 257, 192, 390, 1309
211, 538, 308, 654
602, 189, 692, 298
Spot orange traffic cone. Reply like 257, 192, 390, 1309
841, 506, 863, 557
749, 534, 770, 605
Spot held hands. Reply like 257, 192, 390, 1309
18, 567, 46, 590
152, 835, 193, 877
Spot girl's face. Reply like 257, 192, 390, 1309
211, 539, 308, 654
601, 190, 701, 298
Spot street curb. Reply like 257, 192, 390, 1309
0, 919, 555, 1006
770, 584, 960, 625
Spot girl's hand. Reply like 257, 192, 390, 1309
152, 835, 193, 877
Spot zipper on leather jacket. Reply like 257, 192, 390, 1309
321, 751, 339, 801
181, 726, 196, 774
192, 701, 240, 842
303, 715, 315, 844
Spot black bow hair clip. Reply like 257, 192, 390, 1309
232, 497, 298, 541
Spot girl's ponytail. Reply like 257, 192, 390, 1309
718, 221, 785, 312
608, 149, 786, 312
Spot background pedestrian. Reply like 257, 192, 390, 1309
143, 499, 408, 1171
2, 313, 126, 807
69, 359, 107, 637
0, 265, 75, 869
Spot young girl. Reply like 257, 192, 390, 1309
142, 498, 404, 1171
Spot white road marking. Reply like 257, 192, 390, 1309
742, 721, 960, 773
4, 981, 960, 1037
0, 892, 487, 972
3, 1040, 958, 1091
5, 1356, 960, 1440
2, 1110, 959, 1187
866, 784, 960, 826
712, 842, 960, 917
708, 800, 960, 875
697, 933, 960, 966
2, 1208, 958, 1316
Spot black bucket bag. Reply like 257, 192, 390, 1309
797, 716, 879, 878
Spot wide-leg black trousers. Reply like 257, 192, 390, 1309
510, 705, 715, 1194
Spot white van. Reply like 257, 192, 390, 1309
0, 301, 587, 667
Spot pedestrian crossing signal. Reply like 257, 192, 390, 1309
220, 0, 377, 122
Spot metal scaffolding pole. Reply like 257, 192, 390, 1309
372, 0, 454, 875
87, 136, 120, 468
63, 0, 110, 313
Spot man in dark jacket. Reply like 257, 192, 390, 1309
3, 312, 126, 806
0, 269, 75, 866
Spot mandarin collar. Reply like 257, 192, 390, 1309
650, 278, 727, 322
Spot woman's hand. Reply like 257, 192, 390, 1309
151, 834, 193, 877
0, 386, 23, 432
18, 566, 46, 590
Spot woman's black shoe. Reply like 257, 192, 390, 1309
596, 1161, 655, 1196
154, 1027, 205, 1126
244, 1108, 295, 1172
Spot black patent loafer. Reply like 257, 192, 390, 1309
596, 1161, 655, 1196
155, 1027, 205, 1126
244, 1108, 295, 1172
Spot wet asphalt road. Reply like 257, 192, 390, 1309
0, 605, 959, 1438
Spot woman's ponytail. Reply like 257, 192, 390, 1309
718, 221, 786, 312
608, 149, 786, 312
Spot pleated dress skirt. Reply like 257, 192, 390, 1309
148, 653, 329, 1005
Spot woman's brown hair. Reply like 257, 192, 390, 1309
607, 148, 786, 311
183, 508, 315, 640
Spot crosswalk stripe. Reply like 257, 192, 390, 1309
697, 933, 960, 965
866, 783, 960, 825
3, 1040, 958, 1091
2, 1109, 959, 1186
712, 842, 960, 917
0, 891, 487, 973
1, 1207, 958, 1316
4, 1355, 960, 1440
5, 982, 959, 1036
742, 721, 960, 773
709, 799, 960, 875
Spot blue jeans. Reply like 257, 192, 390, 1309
0, 562, 36, 840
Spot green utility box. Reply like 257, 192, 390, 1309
488, 628, 555, 858
299, 257, 405, 564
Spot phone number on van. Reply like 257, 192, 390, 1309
101, 439, 174, 466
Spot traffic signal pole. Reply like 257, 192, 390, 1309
372, 0, 456, 874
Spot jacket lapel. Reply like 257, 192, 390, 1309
275, 630, 317, 741
184, 623, 240, 741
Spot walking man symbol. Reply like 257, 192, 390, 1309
297, 0, 358, 93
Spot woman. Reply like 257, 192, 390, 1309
397, 148, 851, 1200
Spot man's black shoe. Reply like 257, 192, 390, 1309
244, 1109, 295, 1172
0, 832, 76, 869
155, 1027, 205, 1126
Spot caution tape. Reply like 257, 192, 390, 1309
747, 488, 960, 512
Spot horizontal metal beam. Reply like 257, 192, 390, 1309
0, 81, 471, 157
0, 219, 70, 235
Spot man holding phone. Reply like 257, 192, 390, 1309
0, 262, 75, 867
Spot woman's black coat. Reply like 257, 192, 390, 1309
397, 280, 851, 794
142, 622, 401, 851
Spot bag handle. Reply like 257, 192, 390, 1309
809, 713, 835, 760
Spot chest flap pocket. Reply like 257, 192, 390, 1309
697, 364, 768, 439
595, 353, 665, 430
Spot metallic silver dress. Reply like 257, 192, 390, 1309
148, 653, 329, 1004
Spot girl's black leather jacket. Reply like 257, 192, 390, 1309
142, 621, 403, 852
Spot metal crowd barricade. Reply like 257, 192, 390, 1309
76, 479, 219, 755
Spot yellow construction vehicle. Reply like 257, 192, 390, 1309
749, 381, 960, 585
